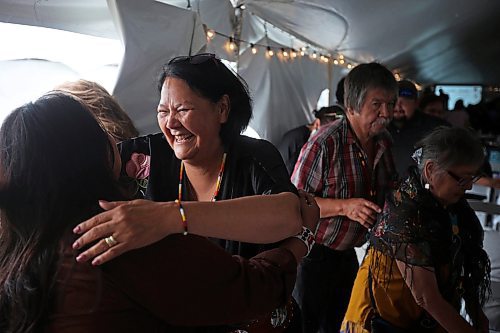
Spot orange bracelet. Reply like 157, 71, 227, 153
174, 199, 188, 235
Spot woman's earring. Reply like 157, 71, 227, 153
424, 183, 430, 190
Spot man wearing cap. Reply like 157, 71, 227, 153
292, 63, 398, 333
389, 79, 450, 178
277, 106, 340, 175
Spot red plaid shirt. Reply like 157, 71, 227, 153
291, 118, 397, 250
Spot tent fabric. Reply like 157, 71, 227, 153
2, 0, 500, 139
238, 37, 333, 144
109, 0, 206, 134
0, 0, 117, 39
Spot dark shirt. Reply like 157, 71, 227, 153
388, 111, 450, 179
119, 133, 297, 258
277, 125, 311, 175
46, 234, 297, 332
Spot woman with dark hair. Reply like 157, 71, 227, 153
0, 92, 318, 332
341, 126, 491, 333
72, 53, 306, 331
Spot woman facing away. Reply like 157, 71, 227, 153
0, 92, 319, 332
341, 126, 491, 333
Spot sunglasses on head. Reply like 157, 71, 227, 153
446, 169, 483, 187
168, 53, 219, 66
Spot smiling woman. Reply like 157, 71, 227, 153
73, 53, 310, 331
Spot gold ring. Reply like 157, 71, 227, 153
104, 235, 117, 248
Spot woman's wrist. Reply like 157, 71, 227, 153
293, 226, 315, 256
161, 201, 185, 236
281, 226, 316, 263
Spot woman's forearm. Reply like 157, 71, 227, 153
396, 260, 476, 333
177, 192, 302, 243
73, 193, 305, 265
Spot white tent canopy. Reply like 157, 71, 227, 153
2, 0, 499, 142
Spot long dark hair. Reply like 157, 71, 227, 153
0, 92, 124, 332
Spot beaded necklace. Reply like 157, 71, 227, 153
178, 152, 227, 202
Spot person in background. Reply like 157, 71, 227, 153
420, 93, 447, 120
341, 126, 490, 333
446, 99, 470, 128
56, 79, 139, 142
388, 80, 450, 179
71, 53, 308, 332
0, 92, 319, 332
278, 106, 341, 175
336, 77, 346, 108
291, 62, 398, 333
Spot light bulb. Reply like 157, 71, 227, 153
267, 47, 274, 57
251, 44, 258, 54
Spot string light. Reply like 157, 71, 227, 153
267, 46, 274, 57
251, 43, 258, 54
206, 29, 215, 40
228, 37, 237, 51
203, 26, 358, 68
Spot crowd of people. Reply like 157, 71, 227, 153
0, 53, 497, 333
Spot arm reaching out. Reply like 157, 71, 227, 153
396, 258, 477, 333
72, 192, 316, 265
315, 197, 381, 228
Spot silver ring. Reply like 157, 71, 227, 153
104, 235, 117, 248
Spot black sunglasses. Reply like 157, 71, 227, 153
168, 53, 219, 66
446, 170, 483, 187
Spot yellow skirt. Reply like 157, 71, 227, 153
340, 248, 446, 333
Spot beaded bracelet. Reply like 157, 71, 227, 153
293, 226, 315, 257
174, 199, 188, 235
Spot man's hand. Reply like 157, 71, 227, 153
341, 198, 381, 228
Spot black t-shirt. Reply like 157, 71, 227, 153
119, 133, 297, 258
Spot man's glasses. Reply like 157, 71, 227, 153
168, 53, 219, 66
446, 170, 483, 187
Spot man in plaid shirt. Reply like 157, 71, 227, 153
291, 63, 398, 333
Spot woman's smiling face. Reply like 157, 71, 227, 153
157, 77, 228, 165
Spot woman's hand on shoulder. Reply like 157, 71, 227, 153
72, 199, 177, 265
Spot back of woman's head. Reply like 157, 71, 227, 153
415, 126, 485, 172
1, 92, 118, 216
55, 79, 139, 142
0, 92, 121, 332
158, 54, 252, 144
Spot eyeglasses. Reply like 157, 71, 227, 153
446, 170, 483, 187
168, 53, 219, 66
